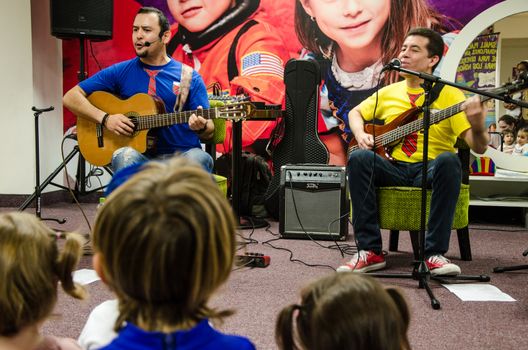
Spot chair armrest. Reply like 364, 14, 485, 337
207, 100, 227, 145
210, 119, 226, 144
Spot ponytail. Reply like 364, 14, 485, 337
275, 304, 302, 350
386, 288, 411, 350
55, 232, 87, 300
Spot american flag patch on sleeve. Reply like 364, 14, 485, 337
241, 52, 284, 77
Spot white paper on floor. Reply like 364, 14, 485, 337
73, 269, 100, 285
442, 283, 516, 302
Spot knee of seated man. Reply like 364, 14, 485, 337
111, 147, 142, 169
435, 152, 461, 169
348, 149, 373, 166
183, 148, 213, 173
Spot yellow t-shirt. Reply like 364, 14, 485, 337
359, 80, 471, 162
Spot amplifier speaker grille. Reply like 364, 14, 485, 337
279, 165, 349, 240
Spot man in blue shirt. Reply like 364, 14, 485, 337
63, 6, 213, 172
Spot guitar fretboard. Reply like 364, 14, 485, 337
134, 108, 218, 131
362, 96, 493, 151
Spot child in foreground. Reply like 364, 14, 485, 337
276, 272, 411, 350
90, 157, 254, 349
0, 212, 86, 350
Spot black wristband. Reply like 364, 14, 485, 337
101, 113, 110, 128
196, 122, 208, 134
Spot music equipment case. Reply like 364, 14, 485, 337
264, 59, 329, 219
279, 165, 349, 241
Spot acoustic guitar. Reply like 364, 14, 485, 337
76, 91, 255, 166
348, 81, 528, 160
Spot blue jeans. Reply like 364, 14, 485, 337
347, 150, 462, 257
111, 147, 214, 173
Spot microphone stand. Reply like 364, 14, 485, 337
364, 63, 525, 309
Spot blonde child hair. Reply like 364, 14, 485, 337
276, 273, 410, 350
0, 212, 85, 336
92, 157, 237, 332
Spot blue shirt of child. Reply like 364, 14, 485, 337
99, 319, 255, 350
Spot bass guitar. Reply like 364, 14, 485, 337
348, 82, 528, 159
76, 91, 254, 166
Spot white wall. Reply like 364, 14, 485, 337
495, 14, 528, 118
441, 0, 528, 124
0, 0, 63, 195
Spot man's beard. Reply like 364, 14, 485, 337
136, 50, 148, 58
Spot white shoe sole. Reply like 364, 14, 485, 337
336, 261, 386, 273
429, 264, 461, 276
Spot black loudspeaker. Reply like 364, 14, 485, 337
50, 0, 113, 40
279, 165, 349, 241
265, 59, 329, 219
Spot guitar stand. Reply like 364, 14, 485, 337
493, 248, 528, 273
19, 107, 111, 219
232, 119, 269, 229
367, 78, 489, 310
19, 106, 66, 223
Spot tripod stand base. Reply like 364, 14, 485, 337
367, 264, 490, 310
493, 265, 528, 273
41, 217, 67, 224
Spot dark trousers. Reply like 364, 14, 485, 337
347, 150, 462, 257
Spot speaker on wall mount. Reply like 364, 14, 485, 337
50, 0, 113, 40
279, 165, 349, 241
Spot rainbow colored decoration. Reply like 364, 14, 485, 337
470, 156, 496, 176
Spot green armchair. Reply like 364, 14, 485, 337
376, 139, 472, 261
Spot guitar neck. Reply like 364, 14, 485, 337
135, 108, 218, 131
380, 95, 491, 147
252, 109, 284, 119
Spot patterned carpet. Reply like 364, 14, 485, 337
3, 201, 528, 350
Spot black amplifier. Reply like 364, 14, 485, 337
279, 165, 349, 240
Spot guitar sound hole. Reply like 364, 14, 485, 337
128, 116, 139, 134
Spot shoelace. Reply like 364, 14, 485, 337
428, 255, 449, 264
351, 250, 368, 263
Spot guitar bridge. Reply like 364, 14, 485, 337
96, 124, 104, 148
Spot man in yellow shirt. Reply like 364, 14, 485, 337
338, 28, 488, 276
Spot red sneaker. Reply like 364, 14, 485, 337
426, 255, 461, 276
336, 250, 386, 273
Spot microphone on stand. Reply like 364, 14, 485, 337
382, 58, 441, 83
381, 58, 402, 72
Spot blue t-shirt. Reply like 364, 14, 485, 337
100, 320, 255, 350
79, 57, 209, 154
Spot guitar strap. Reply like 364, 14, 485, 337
175, 64, 193, 112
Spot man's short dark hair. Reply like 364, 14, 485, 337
517, 60, 528, 72
137, 6, 170, 38
406, 27, 444, 72
498, 114, 516, 127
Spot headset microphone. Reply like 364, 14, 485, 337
143, 39, 160, 47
